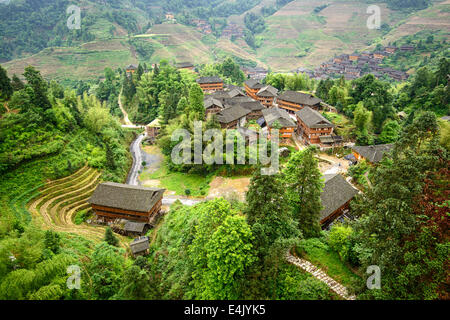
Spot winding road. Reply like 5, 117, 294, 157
120, 90, 204, 207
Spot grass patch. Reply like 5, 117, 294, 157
142, 160, 214, 197
295, 237, 361, 288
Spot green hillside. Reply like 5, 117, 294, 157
1, 0, 449, 80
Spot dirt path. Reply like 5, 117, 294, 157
118, 88, 133, 126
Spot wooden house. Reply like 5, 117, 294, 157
262, 107, 296, 139
204, 97, 224, 115
196, 76, 224, 93
349, 54, 360, 61
277, 91, 323, 114
125, 64, 138, 74
216, 105, 251, 129
88, 182, 165, 224
385, 46, 397, 54
320, 174, 358, 227
130, 236, 150, 257
255, 85, 278, 108
351, 144, 393, 164
146, 117, 162, 140
236, 101, 265, 121
244, 79, 265, 100
176, 62, 195, 71
295, 107, 334, 144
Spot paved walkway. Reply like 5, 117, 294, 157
286, 251, 356, 300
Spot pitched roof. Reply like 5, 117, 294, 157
262, 107, 296, 128
196, 76, 223, 84
257, 85, 278, 97
88, 182, 165, 213
320, 174, 358, 221
176, 62, 194, 68
237, 101, 265, 112
126, 64, 138, 70
295, 107, 334, 129
224, 96, 255, 105
352, 144, 394, 163
228, 88, 246, 98
209, 90, 232, 100
217, 105, 251, 124
147, 117, 162, 128
204, 97, 223, 109
441, 116, 450, 121
245, 79, 264, 90
130, 237, 150, 254
124, 221, 147, 233
278, 91, 322, 106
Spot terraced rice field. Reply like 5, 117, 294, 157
25, 166, 128, 248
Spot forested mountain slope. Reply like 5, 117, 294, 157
1, 0, 449, 80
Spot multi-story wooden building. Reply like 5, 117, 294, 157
244, 79, 265, 99
236, 101, 265, 121
216, 105, 251, 129
88, 182, 165, 224
320, 174, 358, 228
255, 85, 278, 108
262, 107, 296, 139
204, 97, 224, 115
295, 107, 334, 144
196, 76, 224, 93
277, 91, 322, 114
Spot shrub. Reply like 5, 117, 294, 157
327, 224, 353, 261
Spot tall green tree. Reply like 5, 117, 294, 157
23, 66, 50, 111
352, 112, 447, 299
284, 148, 323, 238
0, 65, 12, 100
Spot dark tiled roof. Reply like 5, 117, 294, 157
124, 221, 147, 233
352, 144, 394, 163
88, 182, 165, 213
126, 64, 138, 70
237, 101, 265, 112
209, 90, 232, 100
245, 79, 264, 90
320, 174, 358, 221
204, 97, 223, 109
262, 107, 296, 128
130, 237, 149, 254
217, 105, 251, 124
228, 88, 246, 98
295, 107, 334, 129
196, 76, 223, 84
257, 85, 278, 97
176, 62, 194, 68
223, 96, 255, 105
278, 91, 322, 106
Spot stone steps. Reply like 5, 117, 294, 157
286, 252, 356, 300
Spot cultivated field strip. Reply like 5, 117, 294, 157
26, 166, 128, 248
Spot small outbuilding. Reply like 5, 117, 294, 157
130, 236, 150, 257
